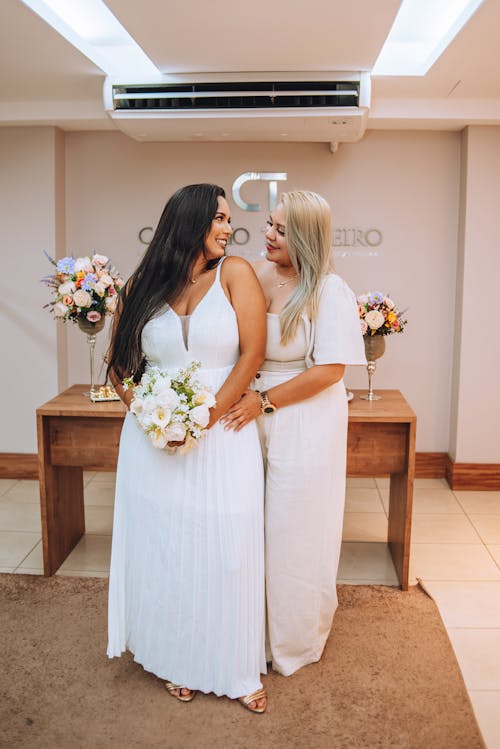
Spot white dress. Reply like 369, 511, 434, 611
256, 273, 366, 677
107, 258, 266, 698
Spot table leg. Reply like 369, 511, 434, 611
387, 471, 414, 590
38, 416, 85, 575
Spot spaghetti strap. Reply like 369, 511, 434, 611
215, 256, 226, 281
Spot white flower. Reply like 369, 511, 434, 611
150, 428, 168, 449
193, 389, 216, 408
130, 397, 145, 416
93, 282, 106, 297
357, 294, 369, 305
360, 319, 368, 335
164, 422, 187, 442
152, 406, 171, 428
105, 296, 118, 313
74, 256, 93, 272
365, 310, 385, 330
92, 253, 109, 267
98, 273, 114, 287
383, 297, 395, 310
73, 289, 92, 308
54, 301, 68, 317
190, 404, 210, 428
58, 281, 76, 295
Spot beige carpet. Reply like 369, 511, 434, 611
0, 575, 485, 749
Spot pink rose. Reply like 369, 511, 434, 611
92, 253, 109, 267
86, 310, 102, 323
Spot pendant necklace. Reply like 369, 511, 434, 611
274, 265, 298, 288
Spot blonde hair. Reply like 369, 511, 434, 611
279, 190, 334, 344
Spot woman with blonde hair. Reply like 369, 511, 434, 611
222, 190, 365, 676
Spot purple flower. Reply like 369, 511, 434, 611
56, 257, 75, 274
82, 273, 97, 291
368, 291, 384, 306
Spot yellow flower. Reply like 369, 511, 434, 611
387, 311, 397, 323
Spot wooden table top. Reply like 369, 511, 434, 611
37, 384, 416, 424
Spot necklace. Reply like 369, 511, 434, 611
274, 265, 298, 288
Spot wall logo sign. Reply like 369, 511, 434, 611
232, 172, 288, 212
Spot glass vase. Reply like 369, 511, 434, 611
360, 335, 386, 401
77, 316, 106, 398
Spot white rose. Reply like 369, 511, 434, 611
150, 429, 168, 449
74, 256, 93, 272
152, 406, 171, 428
130, 397, 145, 416
58, 281, 76, 295
164, 422, 187, 442
357, 294, 369, 305
105, 296, 118, 313
98, 273, 114, 287
190, 404, 210, 428
193, 389, 216, 408
94, 282, 106, 297
92, 253, 109, 267
383, 297, 395, 310
365, 310, 385, 330
360, 319, 368, 335
73, 289, 92, 308
54, 301, 68, 317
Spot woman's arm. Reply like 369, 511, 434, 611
221, 363, 345, 431
207, 256, 266, 427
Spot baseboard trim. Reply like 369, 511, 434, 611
0, 453, 38, 479
445, 456, 500, 491
1, 451, 499, 490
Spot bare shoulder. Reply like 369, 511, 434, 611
221, 255, 257, 280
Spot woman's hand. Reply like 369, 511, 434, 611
220, 390, 261, 431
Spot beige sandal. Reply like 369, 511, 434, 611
238, 687, 267, 714
165, 681, 196, 702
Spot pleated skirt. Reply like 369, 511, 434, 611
107, 366, 266, 699
256, 369, 348, 677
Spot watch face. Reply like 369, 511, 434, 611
263, 405, 275, 413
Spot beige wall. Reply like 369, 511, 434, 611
0, 127, 62, 452
2, 124, 496, 461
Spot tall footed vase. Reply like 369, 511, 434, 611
77, 316, 106, 398
360, 335, 386, 401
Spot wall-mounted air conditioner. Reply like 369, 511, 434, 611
103, 71, 370, 145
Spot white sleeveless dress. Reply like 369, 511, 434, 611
107, 258, 266, 698
256, 274, 366, 676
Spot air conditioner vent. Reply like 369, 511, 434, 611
103, 73, 370, 143
112, 80, 360, 111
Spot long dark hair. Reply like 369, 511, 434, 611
108, 183, 226, 381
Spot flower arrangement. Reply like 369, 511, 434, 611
357, 291, 407, 336
123, 361, 216, 454
42, 252, 124, 325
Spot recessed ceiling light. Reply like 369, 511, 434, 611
21, 0, 161, 80
373, 0, 484, 76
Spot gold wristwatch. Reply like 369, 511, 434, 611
260, 390, 277, 414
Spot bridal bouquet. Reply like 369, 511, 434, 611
357, 291, 407, 336
123, 361, 216, 454
42, 252, 124, 325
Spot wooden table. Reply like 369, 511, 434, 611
37, 385, 416, 588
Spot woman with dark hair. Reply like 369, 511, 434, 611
107, 184, 268, 713
222, 190, 365, 677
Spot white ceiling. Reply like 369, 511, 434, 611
1, 0, 499, 134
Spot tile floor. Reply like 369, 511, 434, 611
1, 474, 499, 747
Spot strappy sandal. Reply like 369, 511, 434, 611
165, 681, 196, 702
238, 687, 267, 714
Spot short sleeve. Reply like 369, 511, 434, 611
307, 274, 366, 367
